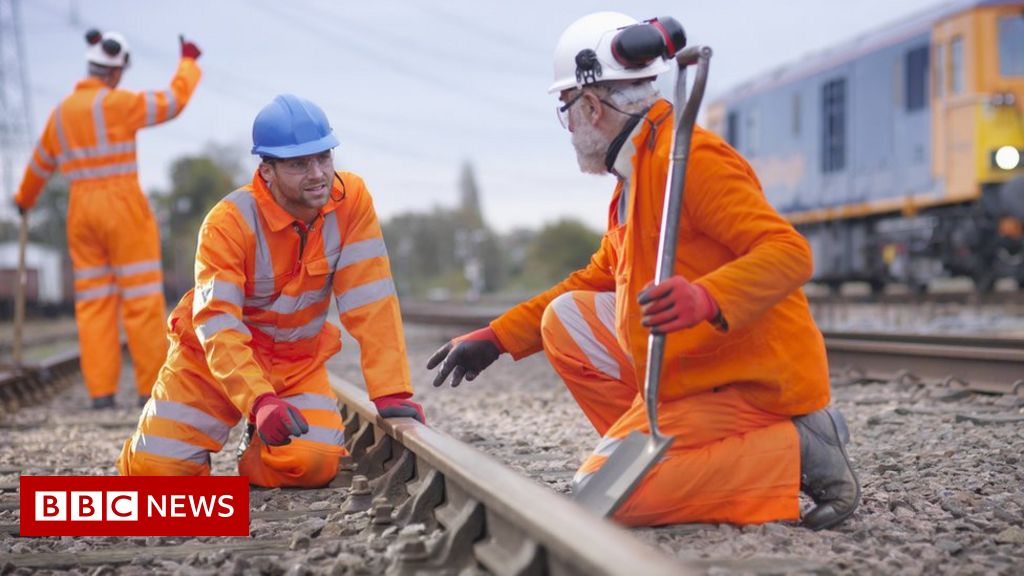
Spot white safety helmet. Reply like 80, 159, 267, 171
549, 12, 671, 94
85, 29, 130, 68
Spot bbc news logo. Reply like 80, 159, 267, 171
21, 476, 249, 536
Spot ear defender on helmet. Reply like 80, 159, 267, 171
85, 29, 103, 45
101, 38, 122, 57
610, 17, 686, 69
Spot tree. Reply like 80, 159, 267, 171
516, 218, 601, 287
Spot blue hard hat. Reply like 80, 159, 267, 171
251, 94, 339, 158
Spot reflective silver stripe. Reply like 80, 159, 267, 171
145, 91, 158, 125
133, 434, 209, 465
195, 279, 244, 311
551, 293, 620, 380
594, 292, 617, 336
321, 213, 342, 258
573, 469, 593, 489
114, 259, 162, 277
337, 238, 387, 269
284, 393, 338, 412
269, 283, 332, 315
65, 161, 138, 182
75, 283, 117, 302
195, 313, 251, 345
146, 400, 231, 444
299, 425, 345, 448
592, 436, 623, 458
335, 278, 396, 314
29, 157, 52, 179
249, 308, 327, 342
121, 281, 163, 300
226, 189, 275, 300
92, 88, 109, 145
55, 104, 70, 160
59, 141, 136, 163
74, 265, 114, 281
165, 89, 178, 118
36, 142, 55, 166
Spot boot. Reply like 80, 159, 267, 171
794, 406, 860, 530
91, 394, 116, 410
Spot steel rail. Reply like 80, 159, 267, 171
329, 374, 693, 576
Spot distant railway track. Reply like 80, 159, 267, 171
400, 301, 1024, 398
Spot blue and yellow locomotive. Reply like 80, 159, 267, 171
708, 0, 1024, 292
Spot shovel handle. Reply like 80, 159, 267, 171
13, 212, 28, 367
643, 46, 713, 440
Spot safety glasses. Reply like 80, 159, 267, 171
271, 151, 334, 176
556, 91, 585, 129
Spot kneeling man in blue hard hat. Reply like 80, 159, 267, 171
119, 94, 424, 487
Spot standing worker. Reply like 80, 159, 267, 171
118, 94, 424, 487
13, 29, 203, 409
428, 12, 860, 529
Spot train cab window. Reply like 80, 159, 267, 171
951, 36, 964, 94
934, 44, 945, 99
999, 14, 1024, 77
821, 78, 847, 173
726, 111, 739, 147
905, 45, 929, 111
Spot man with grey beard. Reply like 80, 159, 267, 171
429, 12, 860, 529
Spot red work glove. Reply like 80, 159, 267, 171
250, 393, 309, 446
179, 35, 202, 60
427, 326, 505, 388
373, 392, 426, 424
637, 276, 719, 334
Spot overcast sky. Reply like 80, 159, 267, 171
11, 0, 946, 232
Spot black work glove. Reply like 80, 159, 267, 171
426, 326, 504, 387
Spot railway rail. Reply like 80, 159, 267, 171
1, 337, 690, 575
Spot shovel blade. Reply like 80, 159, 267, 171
573, 430, 674, 517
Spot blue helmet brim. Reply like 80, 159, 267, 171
251, 132, 340, 158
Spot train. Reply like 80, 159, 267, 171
707, 0, 1024, 293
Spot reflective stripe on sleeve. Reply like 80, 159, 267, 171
147, 400, 231, 445
165, 89, 178, 118
64, 161, 138, 182
283, 393, 338, 412
29, 157, 52, 179
335, 278, 396, 314
194, 279, 244, 311
195, 313, 251, 345
337, 238, 388, 269
145, 91, 158, 126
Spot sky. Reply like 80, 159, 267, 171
7, 0, 949, 233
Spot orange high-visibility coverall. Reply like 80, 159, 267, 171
490, 99, 830, 526
118, 170, 412, 487
14, 58, 202, 400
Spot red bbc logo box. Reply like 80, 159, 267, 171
20, 476, 249, 536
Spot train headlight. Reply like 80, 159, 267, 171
994, 146, 1021, 171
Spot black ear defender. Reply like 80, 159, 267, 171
101, 38, 122, 56
85, 29, 102, 45
611, 17, 686, 69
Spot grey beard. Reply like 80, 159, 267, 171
571, 120, 610, 175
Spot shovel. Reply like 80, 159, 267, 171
573, 45, 713, 518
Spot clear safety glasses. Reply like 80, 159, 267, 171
556, 91, 585, 129
273, 151, 334, 176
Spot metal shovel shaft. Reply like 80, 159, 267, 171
574, 46, 713, 518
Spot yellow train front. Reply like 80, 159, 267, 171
708, 0, 1024, 293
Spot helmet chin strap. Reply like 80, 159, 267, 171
603, 106, 651, 174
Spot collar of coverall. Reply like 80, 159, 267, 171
608, 99, 673, 181
75, 77, 108, 91
250, 169, 339, 232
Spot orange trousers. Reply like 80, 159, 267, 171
540, 291, 800, 526
117, 336, 347, 488
68, 185, 168, 399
